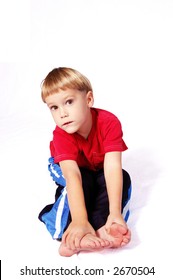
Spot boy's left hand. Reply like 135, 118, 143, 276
104, 213, 131, 247
105, 213, 128, 233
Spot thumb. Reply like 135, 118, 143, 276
105, 219, 112, 234
62, 229, 68, 243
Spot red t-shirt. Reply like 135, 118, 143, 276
50, 108, 128, 171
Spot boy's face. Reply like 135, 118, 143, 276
45, 89, 94, 138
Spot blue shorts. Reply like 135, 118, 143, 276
38, 157, 132, 240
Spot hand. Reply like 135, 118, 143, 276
62, 220, 96, 250
105, 213, 127, 233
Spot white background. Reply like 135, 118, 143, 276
0, 0, 173, 279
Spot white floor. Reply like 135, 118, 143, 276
0, 1, 173, 279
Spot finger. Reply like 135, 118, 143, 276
124, 229, 131, 239
69, 239, 76, 250
62, 230, 68, 243
86, 235, 104, 248
74, 236, 82, 248
63, 230, 75, 249
65, 233, 74, 249
67, 232, 80, 250
105, 221, 112, 233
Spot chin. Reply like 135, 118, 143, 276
64, 128, 78, 134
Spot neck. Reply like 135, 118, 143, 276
77, 110, 93, 139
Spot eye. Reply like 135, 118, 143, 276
66, 99, 73, 105
50, 105, 58, 111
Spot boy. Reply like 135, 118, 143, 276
39, 67, 132, 257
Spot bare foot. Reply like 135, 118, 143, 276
59, 233, 110, 257
109, 223, 131, 247
59, 243, 78, 257
97, 223, 131, 248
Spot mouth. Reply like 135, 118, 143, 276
62, 121, 73, 127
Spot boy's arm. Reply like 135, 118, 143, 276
104, 151, 127, 230
59, 160, 95, 249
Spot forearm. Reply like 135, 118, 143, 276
59, 160, 95, 249
104, 152, 123, 215
60, 160, 88, 222
66, 173, 88, 222
105, 167, 123, 214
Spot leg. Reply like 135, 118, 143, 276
59, 168, 111, 256
91, 169, 132, 248
61, 168, 98, 233
121, 169, 132, 222
38, 158, 69, 240
39, 186, 70, 240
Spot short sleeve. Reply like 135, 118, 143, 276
101, 115, 128, 153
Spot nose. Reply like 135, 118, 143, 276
59, 107, 68, 118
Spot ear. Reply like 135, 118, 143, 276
86, 91, 94, 107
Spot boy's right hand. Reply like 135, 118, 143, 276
62, 220, 96, 250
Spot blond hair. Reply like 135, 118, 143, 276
41, 67, 93, 102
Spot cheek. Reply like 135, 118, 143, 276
79, 104, 88, 114
77, 110, 86, 120
51, 113, 59, 124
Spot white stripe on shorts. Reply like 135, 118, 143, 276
53, 187, 68, 239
